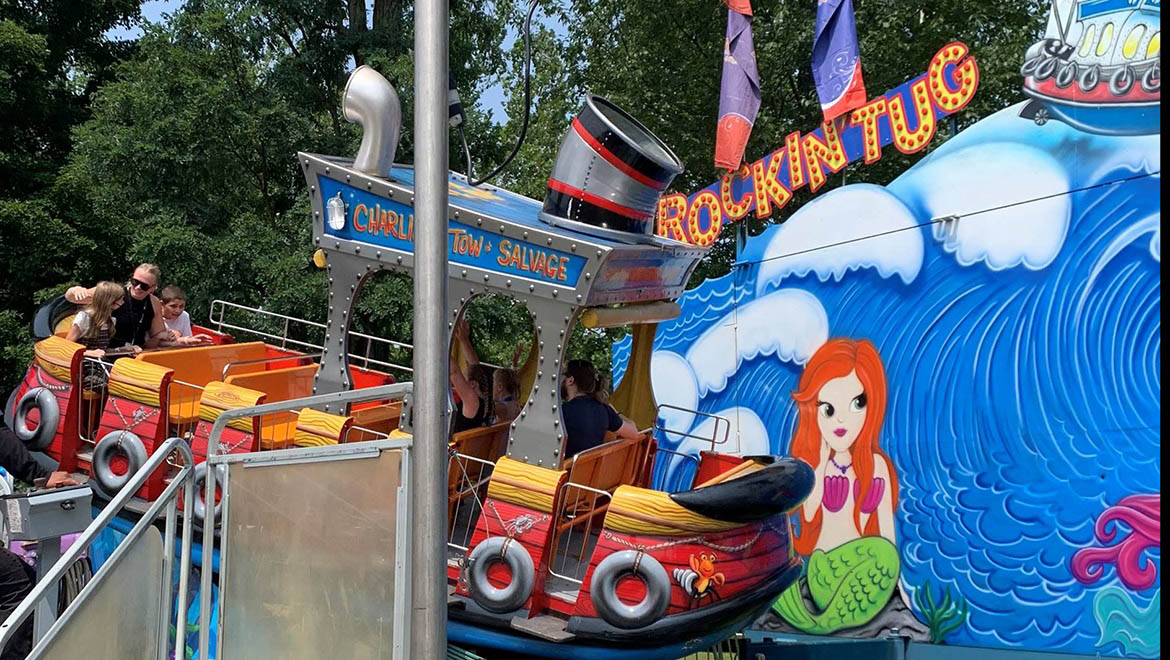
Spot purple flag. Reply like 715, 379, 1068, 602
715, 3, 761, 171
812, 0, 867, 122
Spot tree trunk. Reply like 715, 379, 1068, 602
349, 0, 368, 33
372, 0, 403, 30
348, 0, 367, 67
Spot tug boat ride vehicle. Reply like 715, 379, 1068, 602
5, 65, 814, 659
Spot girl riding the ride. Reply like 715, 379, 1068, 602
65, 281, 129, 389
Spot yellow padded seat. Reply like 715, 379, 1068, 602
292, 408, 353, 448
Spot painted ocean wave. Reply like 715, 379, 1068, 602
614, 102, 1160, 654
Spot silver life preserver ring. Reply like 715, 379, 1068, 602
1108, 65, 1136, 97
1141, 62, 1160, 94
589, 550, 671, 629
1034, 56, 1059, 81
93, 431, 148, 496
1054, 61, 1078, 89
192, 462, 225, 525
1078, 64, 1101, 92
13, 387, 59, 451
466, 536, 535, 613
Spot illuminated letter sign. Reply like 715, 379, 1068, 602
659, 42, 979, 245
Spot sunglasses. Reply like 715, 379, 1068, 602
130, 278, 154, 291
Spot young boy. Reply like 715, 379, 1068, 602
160, 286, 208, 343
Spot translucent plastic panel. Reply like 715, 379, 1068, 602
218, 449, 401, 660
38, 528, 163, 660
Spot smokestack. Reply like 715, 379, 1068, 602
540, 95, 683, 244
343, 65, 402, 178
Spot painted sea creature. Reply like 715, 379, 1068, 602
673, 552, 726, 605
913, 579, 970, 644
1092, 586, 1160, 658
1072, 493, 1160, 590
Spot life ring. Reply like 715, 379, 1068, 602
13, 388, 60, 451
192, 462, 225, 525
93, 431, 148, 496
1054, 61, 1077, 89
1108, 65, 1136, 97
466, 536, 535, 613
589, 550, 671, 630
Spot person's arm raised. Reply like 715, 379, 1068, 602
64, 285, 95, 305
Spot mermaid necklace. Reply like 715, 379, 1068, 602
830, 457, 852, 474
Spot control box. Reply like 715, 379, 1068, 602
1, 485, 93, 541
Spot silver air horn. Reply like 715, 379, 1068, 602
343, 65, 402, 178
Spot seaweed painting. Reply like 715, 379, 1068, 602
913, 580, 969, 644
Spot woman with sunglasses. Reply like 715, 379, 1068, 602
64, 263, 205, 351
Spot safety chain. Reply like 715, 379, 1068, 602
602, 520, 775, 554
32, 365, 69, 392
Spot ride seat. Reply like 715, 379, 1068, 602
555, 434, 652, 535
187, 381, 266, 459
137, 341, 269, 388
139, 342, 269, 429
291, 408, 354, 448
225, 364, 318, 449
448, 422, 510, 520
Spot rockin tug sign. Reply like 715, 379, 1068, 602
657, 42, 980, 247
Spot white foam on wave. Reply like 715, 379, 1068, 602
685, 288, 829, 397
755, 184, 923, 295
909, 141, 1071, 271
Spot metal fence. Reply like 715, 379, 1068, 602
0, 436, 198, 659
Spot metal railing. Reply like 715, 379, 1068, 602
654, 446, 702, 493
221, 353, 322, 380
547, 482, 611, 585
652, 404, 734, 492
77, 357, 114, 448
0, 436, 198, 659
655, 404, 732, 453
208, 299, 414, 374
446, 453, 496, 556
196, 382, 415, 657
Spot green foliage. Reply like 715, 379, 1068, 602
913, 579, 970, 644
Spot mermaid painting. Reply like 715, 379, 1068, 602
772, 338, 907, 634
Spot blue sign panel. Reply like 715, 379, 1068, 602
318, 177, 586, 287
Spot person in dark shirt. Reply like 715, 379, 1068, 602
560, 360, 639, 458
64, 264, 204, 351
1, 419, 78, 659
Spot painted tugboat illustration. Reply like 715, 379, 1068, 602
1021, 0, 1160, 134
5, 63, 814, 658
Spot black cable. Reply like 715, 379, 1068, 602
732, 170, 1160, 269
469, 0, 540, 187
458, 124, 473, 181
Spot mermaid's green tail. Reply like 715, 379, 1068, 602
772, 536, 900, 635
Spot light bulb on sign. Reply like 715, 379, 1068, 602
327, 193, 347, 231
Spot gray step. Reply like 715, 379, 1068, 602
510, 614, 575, 642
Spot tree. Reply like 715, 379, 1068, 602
0, 0, 141, 383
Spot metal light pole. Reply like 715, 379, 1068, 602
411, 0, 450, 656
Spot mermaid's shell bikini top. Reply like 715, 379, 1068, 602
823, 475, 885, 514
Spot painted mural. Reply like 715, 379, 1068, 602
614, 1, 1160, 656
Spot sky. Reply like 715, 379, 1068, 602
106, 0, 517, 120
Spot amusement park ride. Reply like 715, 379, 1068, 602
0, 3, 816, 658
2, 0, 1157, 658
